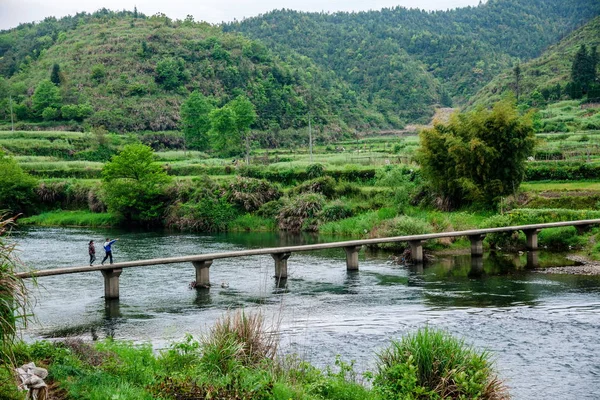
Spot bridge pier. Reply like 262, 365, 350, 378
101, 268, 122, 299
523, 229, 541, 250
344, 246, 362, 270
192, 260, 212, 288
271, 252, 291, 279
469, 234, 486, 256
409, 240, 424, 263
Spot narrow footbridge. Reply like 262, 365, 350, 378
16, 219, 600, 299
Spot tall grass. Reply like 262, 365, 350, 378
0, 215, 29, 367
3, 311, 511, 399
374, 327, 508, 399
20, 210, 115, 227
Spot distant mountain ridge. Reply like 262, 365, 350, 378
0, 1, 598, 134
0, 11, 391, 133
469, 16, 600, 108
227, 0, 599, 119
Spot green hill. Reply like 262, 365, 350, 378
0, 11, 389, 134
226, 0, 599, 120
1, 1, 598, 134
469, 16, 600, 108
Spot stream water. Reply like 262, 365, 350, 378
12, 226, 600, 399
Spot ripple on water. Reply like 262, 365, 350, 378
14, 227, 600, 400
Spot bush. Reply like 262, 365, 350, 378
306, 163, 325, 178
320, 200, 354, 222
165, 176, 238, 232
370, 216, 433, 250
538, 227, 586, 250
481, 214, 523, 250
290, 176, 337, 199
200, 310, 278, 375
374, 327, 507, 400
0, 216, 29, 367
277, 193, 325, 232
256, 199, 285, 219
0, 152, 38, 214
226, 177, 282, 212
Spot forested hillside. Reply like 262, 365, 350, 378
469, 16, 600, 109
0, 0, 598, 134
0, 10, 389, 134
227, 0, 599, 121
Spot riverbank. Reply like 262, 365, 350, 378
535, 255, 600, 275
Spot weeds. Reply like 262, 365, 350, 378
374, 327, 508, 400
0, 215, 29, 367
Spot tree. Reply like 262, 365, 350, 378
50, 63, 61, 85
571, 44, 598, 96
209, 96, 257, 160
102, 144, 172, 224
230, 95, 257, 164
417, 99, 535, 209
513, 62, 521, 102
31, 79, 61, 117
0, 152, 38, 214
180, 91, 213, 151
155, 57, 189, 90
209, 105, 238, 156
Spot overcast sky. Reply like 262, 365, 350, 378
0, 0, 485, 31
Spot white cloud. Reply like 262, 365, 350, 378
0, 0, 484, 30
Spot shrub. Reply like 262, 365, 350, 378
0, 215, 29, 367
226, 177, 282, 212
374, 327, 507, 400
200, 310, 278, 375
306, 163, 325, 179
0, 152, 38, 214
538, 227, 586, 250
320, 200, 354, 222
277, 193, 325, 232
165, 177, 238, 232
256, 199, 285, 219
290, 176, 337, 199
481, 214, 523, 250
370, 216, 433, 250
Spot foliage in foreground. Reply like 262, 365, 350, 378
374, 327, 508, 400
0, 215, 28, 367
4, 310, 507, 400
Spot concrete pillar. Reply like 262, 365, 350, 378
104, 299, 121, 318
468, 234, 486, 256
344, 246, 362, 270
271, 252, 291, 279
526, 251, 539, 269
409, 240, 424, 263
523, 229, 541, 250
192, 260, 212, 288
101, 268, 122, 299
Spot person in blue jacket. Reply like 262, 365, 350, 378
101, 238, 119, 265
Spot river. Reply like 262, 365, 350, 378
12, 226, 600, 399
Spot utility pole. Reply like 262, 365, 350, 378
308, 111, 313, 162
9, 95, 14, 132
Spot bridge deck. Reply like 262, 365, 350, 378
16, 218, 600, 279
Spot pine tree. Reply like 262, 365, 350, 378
513, 62, 521, 102
50, 63, 61, 85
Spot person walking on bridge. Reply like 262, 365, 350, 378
101, 238, 119, 265
89, 240, 96, 266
